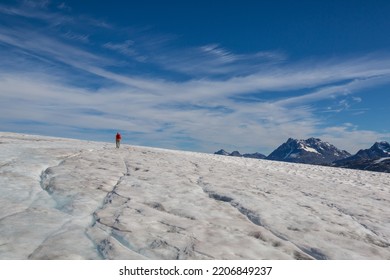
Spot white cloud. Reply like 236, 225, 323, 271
320, 126, 390, 154
57, 2, 71, 11
200, 44, 237, 63
1, 1, 390, 153
103, 40, 147, 61
63, 31, 90, 43
353, 97, 362, 102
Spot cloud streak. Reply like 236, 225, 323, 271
1, 2, 390, 153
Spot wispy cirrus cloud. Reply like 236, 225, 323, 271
1, 1, 390, 153
62, 30, 90, 43
103, 40, 147, 62
0, 1, 71, 27
147, 44, 286, 77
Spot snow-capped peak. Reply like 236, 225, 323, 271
267, 137, 350, 165
376, 141, 390, 154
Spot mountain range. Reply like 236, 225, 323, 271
215, 138, 390, 173
333, 142, 390, 173
266, 137, 350, 165
214, 149, 267, 159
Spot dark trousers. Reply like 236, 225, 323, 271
116, 140, 120, 148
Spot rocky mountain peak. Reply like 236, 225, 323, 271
266, 137, 350, 165
372, 141, 390, 153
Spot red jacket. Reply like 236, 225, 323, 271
116, 133, 121, 140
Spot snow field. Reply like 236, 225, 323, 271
0, 132, 389, 259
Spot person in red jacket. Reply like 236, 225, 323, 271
115, 132, 121, 148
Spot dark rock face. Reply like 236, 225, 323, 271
230, 151, 242, 157
242, 152, 267, 159
333, 142, 390, 173
214, 150, 266, 159
214, 149, 230, 156
266, 137, 351, 165
351, 142, 390, 160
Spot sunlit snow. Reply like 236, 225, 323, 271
299, 144, 320, 154
374, 158, 390, 164
1, 132, 389, 260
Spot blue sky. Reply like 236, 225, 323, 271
1, 0, 390, 154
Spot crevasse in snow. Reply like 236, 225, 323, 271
1, 132, 390, 260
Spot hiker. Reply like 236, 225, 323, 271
115, 132, 121, 148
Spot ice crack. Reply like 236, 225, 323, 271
198, 177, 264, 227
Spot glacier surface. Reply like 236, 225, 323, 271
0, 132, 389, 260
